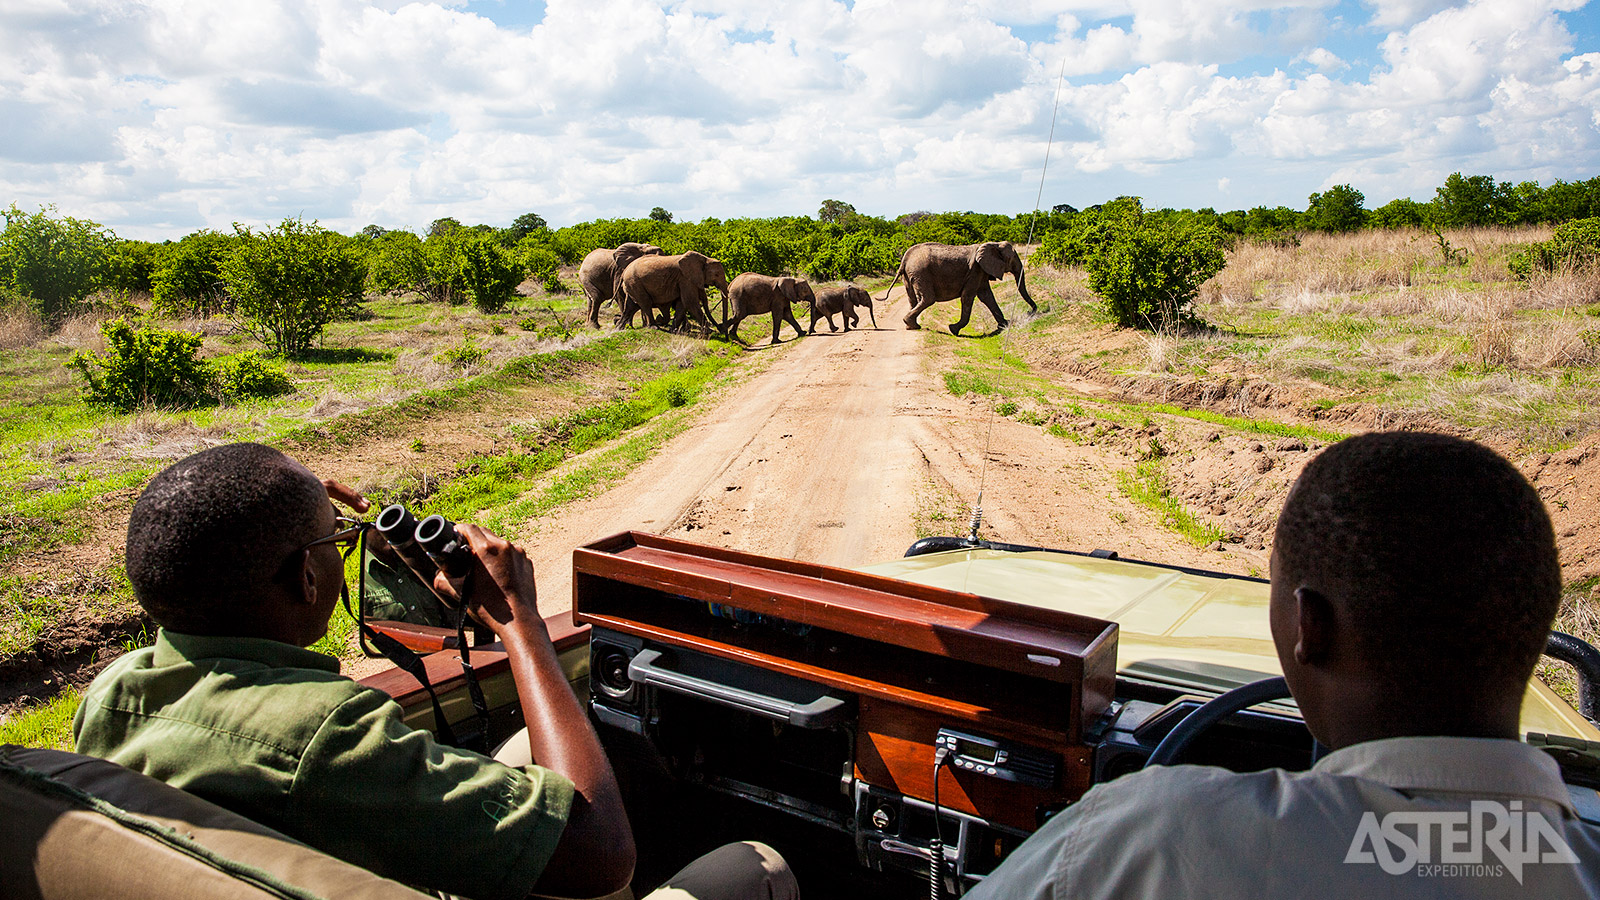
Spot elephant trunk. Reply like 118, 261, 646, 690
1013, 263, 1037, 312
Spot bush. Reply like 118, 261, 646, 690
0, 205, 116, 326
220, 218, 367, 356
364, 230, 427, 296
105, 240, 163, 296
434, 334, 487, 369
1510, 217, 1600, 278
210, 351, 294, 401
152, 230, 237, 316
457, 234, 523, 312
805, 232, 900, 280
1082, 200, 1226, 330
67, 318, 212, 410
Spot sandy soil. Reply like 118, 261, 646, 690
505, 293, 1247, 621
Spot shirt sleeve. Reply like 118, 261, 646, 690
288, 687, 574, 900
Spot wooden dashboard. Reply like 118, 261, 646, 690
573, 531, 1119, 832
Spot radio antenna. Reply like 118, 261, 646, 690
1026, 55, 1068, 245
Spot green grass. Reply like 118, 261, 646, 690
1118, 403, 1346, 443
421, 344, 739, 526
0, 686, 81, 750
1117, 457, 1225, 548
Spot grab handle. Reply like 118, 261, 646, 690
627, 647, 852, 728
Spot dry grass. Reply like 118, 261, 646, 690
0, 306, 45, 350
50, 310, 114, 350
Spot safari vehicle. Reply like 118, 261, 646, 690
6, 530, 1600, 899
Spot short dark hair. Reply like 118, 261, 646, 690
1273, 432, 1560, 695
125, 443, 327, 633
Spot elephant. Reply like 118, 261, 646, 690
809, 283, 876, 333
724, 273, 812, 345
618, 250, 730, 338
578, 242, 662, 328
879, 241, 1036, 334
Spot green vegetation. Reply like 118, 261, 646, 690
1078, 199, 1227, 330
0, 205, 116, 325
221, 217, 368, 356
0, 686, 81, 750
1117, 456, 1226, 548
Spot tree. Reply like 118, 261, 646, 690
219, 218, 367, 356
509, 213, 548, 241
0, 204, 116, 326
1432, 173, 1515, 227
817, 200, 857, 224
1304, 184, 1366, 232
428, 217, 463, 237
1081, 198, 1226, 331
359, 224, 389, 239
649, 207, 674, 224
1369, 198, 1428, 229
1052, 203, 1078, 215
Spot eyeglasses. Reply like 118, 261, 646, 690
298, 516, 369, 559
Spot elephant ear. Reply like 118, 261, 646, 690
976, 243, 1007, 279
779, 278, 798, 302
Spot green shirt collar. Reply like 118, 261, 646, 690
152, 629, 341, 674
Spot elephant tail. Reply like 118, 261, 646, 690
877, 255, 908, 303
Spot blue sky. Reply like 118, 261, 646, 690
2, 0, 1598, 239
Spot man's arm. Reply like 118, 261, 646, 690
447, 524, 636, 898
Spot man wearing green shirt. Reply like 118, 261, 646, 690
74, 442, 795, 900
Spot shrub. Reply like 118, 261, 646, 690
1082, 200, 1226, 330
458, 234, 523, 312
105, 240, 163, 296
806, 232, 900, 280
434, 334, 487, 369
152, 230, 236, 316
220, 218, 367, 356
364, 230, 427, 296
211, 351, 294, 401
0, 204, 116, 326
1510, 217, 1600, 278
67, 317, 212, 410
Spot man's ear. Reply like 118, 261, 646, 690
1293, 586, 1335, 666
294, 550, 320, 607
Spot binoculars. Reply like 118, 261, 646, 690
373, 504, 474, 593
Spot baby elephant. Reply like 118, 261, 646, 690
810, 283, 876, 333
726, 273, 812, 345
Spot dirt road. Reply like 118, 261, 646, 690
514, 294, 1248, 616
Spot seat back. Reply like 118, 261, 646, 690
0, 745, 430, 900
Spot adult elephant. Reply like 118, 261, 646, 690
809, 283, 876, 333
618, 250, 729, 337
724, 273, 812, 345
578, 242, 662, 328
879, 241, 1035, 334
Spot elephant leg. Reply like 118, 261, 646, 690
727, 314, 747, 345
832, 313, 842, 332
949, 295, 976, 335
977, 284, 1009, 330
585, 291, 603, 328
808, 308, 818, 334
904, 289, 938, 330
783, 308, 804, 341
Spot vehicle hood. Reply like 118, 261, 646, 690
862, 548, 1600, 741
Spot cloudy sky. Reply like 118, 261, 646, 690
2, 0, 1598, 239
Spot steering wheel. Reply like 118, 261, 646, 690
1144, 676, 1293, 768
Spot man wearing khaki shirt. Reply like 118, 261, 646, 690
968, 432, 1600, 899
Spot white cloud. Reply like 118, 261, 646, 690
0, 0, 1597, 237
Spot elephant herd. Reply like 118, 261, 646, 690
576, 240, 1036, 345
